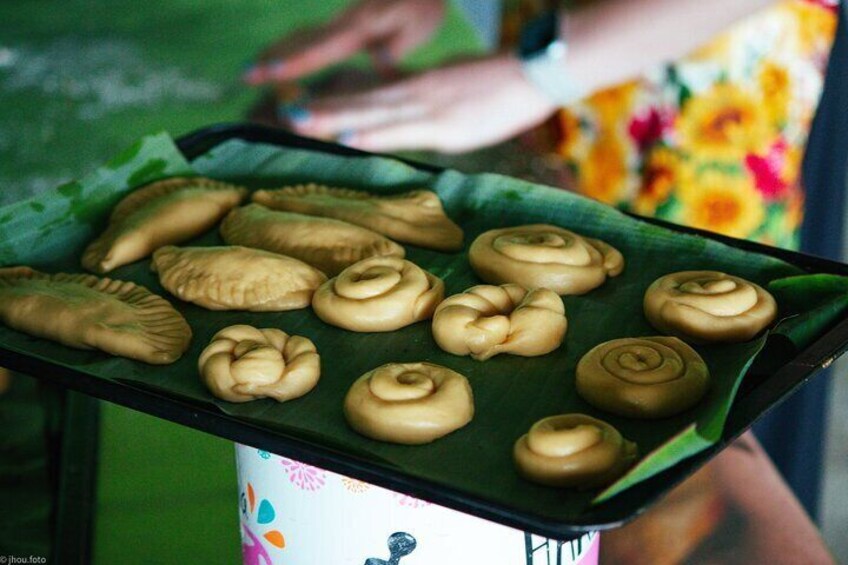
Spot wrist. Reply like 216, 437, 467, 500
517, 9, 584, 106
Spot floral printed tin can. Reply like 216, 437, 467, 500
236, 443, 599, 565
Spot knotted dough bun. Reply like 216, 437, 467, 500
432, 284, 566, 361
198, 325, 320, 403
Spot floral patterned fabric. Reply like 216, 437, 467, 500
511, 0, 839, 249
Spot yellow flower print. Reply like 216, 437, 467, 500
758, 61, 791, 128
634, 147, 686, 216
679, 170, 765, 239
676, 83, 772, 160
578, 132, 633, 204
783, 185, 805, 234
586, 82, 639, 126
556, 109, 582, 157
787, 1, 838, 56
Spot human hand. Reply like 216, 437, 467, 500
244, 0, 445, 85
287, 55, 559, 153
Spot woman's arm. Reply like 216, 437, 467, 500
566, 0, 779, 94
284, 0, 781, 152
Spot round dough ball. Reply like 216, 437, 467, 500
198, 324, 320, 403
432, 284, 567, 361
468, 224, 624, 295
513, 414, 638, 488
344, 362, 474, 445
644, 271, 777, 343
312, 256, 444, 332
576, 336, 710, 419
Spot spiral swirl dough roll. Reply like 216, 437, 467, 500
576, 336, 710, 419
432, 284, 567, 361
198, 325, 320, 403
644, 271, 778, 343
344, 362, 474, 444
468, 225, 624, 295
513, 414, 638, 488
311, 256, 445, 332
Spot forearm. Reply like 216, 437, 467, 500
564, 0, 778, 94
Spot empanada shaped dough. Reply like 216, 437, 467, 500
344, 362, 474, 445
513, 414, 638, 488
151, 245, 327, 311
220, 204, 405, 276
469, 224, 624, 295
198, 325, 320, 403
312, 256, 444, 332
433, 284, 566, 361
576, 336, 710, 419
0, 367, 10, 395
252, 184, 464, 251
82, 177, 247, 273
0, 267, 191, 364
644, 271, 777, 343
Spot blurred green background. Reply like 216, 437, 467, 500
0, 1, 480, 562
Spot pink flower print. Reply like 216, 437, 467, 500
804, 0, 839, 12
746, 139, 789, 201
628, 106, 674, 151
394, 493, 430, 508
242, 523, 273, 565
281, 458, 326, 491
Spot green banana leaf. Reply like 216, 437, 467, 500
0, 133, 845, 526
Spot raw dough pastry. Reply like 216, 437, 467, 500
513, 414, 638, 488
253, 184, 464, 252
0, 266, 191, 364
0, 367, 9, 395
432, 284, 566, 361
468, 224, 624, 295
220, 204, 405, 276
644, 271, 777, 343
311, 256, 444, 332
198, 324, 320, 403
82, 177, 247, 273
151, 245, 326, 311
576, 336, 710, 419
344, 362, 474, 444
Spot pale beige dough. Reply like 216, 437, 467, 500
468, 224, 624, 295
151, 245, 327, 311
253, 184, 464, 252
432, 284, 566, 361
220, 204, 405, 276
0, 266, 191, 364
198, 325, 320, 403
644, 270, 778, 343
82, 177, 247, 273
0, 367, 10, 395
513, 414, 638, 488
344, 362, 474, 444
312, 256, 444, 332
576, 336, 710, 419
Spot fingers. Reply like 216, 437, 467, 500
287, 83, 425, 135
245, 24, 366, 85
346, 121, 451, 153
245, 0, 446, 85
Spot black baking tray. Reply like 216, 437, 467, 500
2, 123, 847, 540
